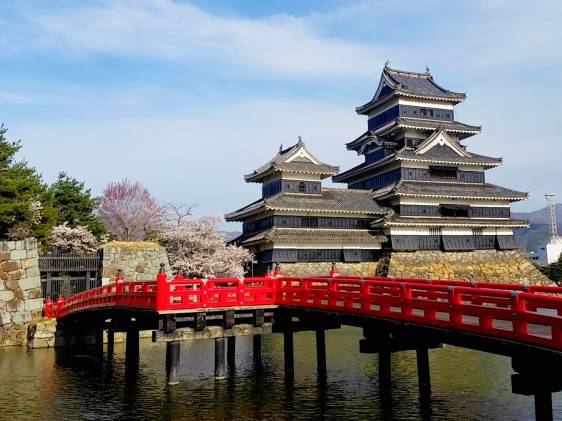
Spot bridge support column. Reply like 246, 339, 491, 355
227, 336, 236, 369
253, 335, 262, 363
94, 329, 104, 359
378, 351, 391, 396
416, 347, 431, 397
283, 329, 294, 381
316, 329, 326, 379
215, 337, 226, 380
125, 327, 139, 365
166, 341, 180, 386
107, 326, 115, 357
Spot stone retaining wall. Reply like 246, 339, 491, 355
387, 249, 551, 285
276, 262, 378, 277
0, 239, 43, 347
100, 241, 171, 284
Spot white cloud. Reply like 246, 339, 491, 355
23, 0, 384, 78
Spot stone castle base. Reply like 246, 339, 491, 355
387, 250, 550, 285
260, 262, 379, 277
269, 250, 550, 285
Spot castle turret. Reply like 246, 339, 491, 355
226, 139, 388, 272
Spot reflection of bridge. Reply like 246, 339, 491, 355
45, 266, 562, 421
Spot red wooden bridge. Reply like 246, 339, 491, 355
45, 268, 562, 421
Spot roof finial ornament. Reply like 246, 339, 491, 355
385, 60, 390, 68
425, 65, 430, 73
297, 135, 303, 145
279, 144, 283, 153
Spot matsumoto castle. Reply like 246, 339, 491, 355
226, 64, 530, 275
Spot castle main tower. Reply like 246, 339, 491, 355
333, 64, 528, 251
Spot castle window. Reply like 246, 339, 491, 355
429, 166, 457, 179
298, 182, 306, 193
302, 217, 318, 228
429, 227, 442, 236
440, 205, 469, 218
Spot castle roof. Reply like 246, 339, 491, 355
395, 146, 501, 167
373, 180, 528, 201
379, 215, 529, 229
237, 227, 387, 246
244, 139, 339, 182
225, 188, 389, 221
356, 65, 466, 115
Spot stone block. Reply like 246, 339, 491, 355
23, 288, 41, 299
0, 261, 19, 272
0, 291, 14, 301
0, 311, 10, 326
0, 271, 7, 280
9, 249, 27, 260
26, 248, 38, 258
19, 276, 40, 291
0, 252, 10, 261
25, 298, 44, 312
0, 281, 3, 291
8, 270, 23, 280
15, 241, 25, 250
21, 258, 37, 269
11, 312, 31, 324
24, 238, 37, 250
25, 267, 40, 278
6, 241, 16, 251
4, 278, 17, 291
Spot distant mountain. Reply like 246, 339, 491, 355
222, 231, 242, 241
513, 204, 562, 252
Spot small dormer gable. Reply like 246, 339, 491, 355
414, 129, 470, 158
244, 137, 339, 183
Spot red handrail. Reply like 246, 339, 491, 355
44, 272, 562, 351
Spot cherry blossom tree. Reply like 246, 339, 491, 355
98, 179, 165, 241
48, 223, 107, 254
157, 215, 253, 278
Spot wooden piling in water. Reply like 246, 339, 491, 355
166, 341, 180, 385
215, 337, 226, 379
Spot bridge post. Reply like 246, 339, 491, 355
316, 329, 327, 379
535, 392, 553, 421
253, 335, 262, 363
416, 347, 431, 397
125, 327, 140, 365
107, 326, 115, 357
283, 328, 294, 381
94, 329, 104, 359
215, 337, 226, 379
166, 341, 180, 386
379, 351, 391, 395
227, 336, 236, 369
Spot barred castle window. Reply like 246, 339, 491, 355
429, 227, 442, 237
298, 182, 306, 193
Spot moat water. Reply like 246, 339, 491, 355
0, 326, 560, 420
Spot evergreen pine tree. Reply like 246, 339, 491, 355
0, 125, 56, 241
50, 172, 106, 237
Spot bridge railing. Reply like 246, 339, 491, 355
45, 272, 277, 318
43, 268, 562, 352
276, 275, 562, 351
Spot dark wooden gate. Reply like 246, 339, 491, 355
39, 251, 102, 299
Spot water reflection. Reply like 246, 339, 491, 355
0, 326, 560, 420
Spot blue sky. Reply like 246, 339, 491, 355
1, 0, 561, 228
